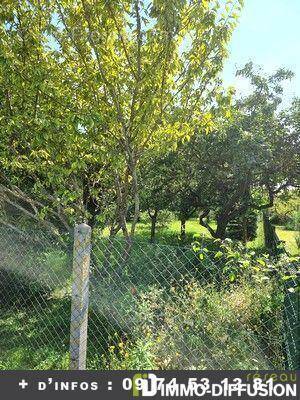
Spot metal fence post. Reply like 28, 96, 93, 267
69, 223, 91, 370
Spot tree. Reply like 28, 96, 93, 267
140, 145, 199, 241
195, 64, 299, 240
139, 152, 175, 242
146, 64, 299, 242
0, 0, 242, 237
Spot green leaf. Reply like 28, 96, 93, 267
257, 259, 266, 267
214, 251, 223, 259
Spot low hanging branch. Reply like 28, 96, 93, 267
0, 175, 71, 242
199, 209, 217, 238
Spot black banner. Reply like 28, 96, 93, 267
0, 370, 298, 400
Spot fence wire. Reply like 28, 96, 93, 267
0, 224, 298, 370
0, 225, 72, 369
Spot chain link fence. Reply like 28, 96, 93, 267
0, 225, 72, 369
0, 223, 298, 370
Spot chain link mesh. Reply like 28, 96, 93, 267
0, 225, 72, 369
0, 224, 298, 370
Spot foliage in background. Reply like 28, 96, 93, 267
138, 64, 299, 244
101, 239, 299, 369
272, 191, 300, 230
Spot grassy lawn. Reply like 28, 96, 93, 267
135, 218, 214, 243
103, 218, 215, 245
276, 226, 299, 256
104, 217, 299, 255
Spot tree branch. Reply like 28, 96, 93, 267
199, 209, 216, 238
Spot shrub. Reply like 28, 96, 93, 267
102, 278, 285, 370
101, 239, 299, 370
285, 210, 300, 231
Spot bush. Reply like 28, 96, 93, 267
284, 211, 300, 231
271, 193, 300, 229
101, 239, 299, 370
102, 279, 285, 369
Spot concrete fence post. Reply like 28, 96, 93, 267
69, 223, 92, 370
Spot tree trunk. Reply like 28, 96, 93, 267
113, 171, 130, 239
180, 219, 186, 241
263, 210, 279, 253
215, 216, 228, 239
87, 209, 97, 229
242, 215, 248, 244
130, 159, 140, 237
82, 176, 98, 229
150, 209, 158, 242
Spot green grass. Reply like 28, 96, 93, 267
103, 218, 215, 245
0, 271, 123, 370
1, 262, 286, 370
1, 217, 297, 370
0, 288, 70, 370
276, 226, 299, 255
248, 222, 299, 256
104, 217, 299, 255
